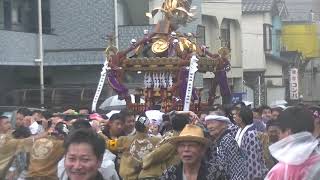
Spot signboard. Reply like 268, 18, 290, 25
289, 68, 299, 100
232, 93, 244, 104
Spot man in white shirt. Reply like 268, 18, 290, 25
23, 116, 44, 135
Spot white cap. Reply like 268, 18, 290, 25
150, 119, 161, 126
106, 110, 120, 119
145, 110, 164, 124
205, 115, 231, 124
243, 101, 253, 106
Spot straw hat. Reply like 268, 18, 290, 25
169, 124, 209, 145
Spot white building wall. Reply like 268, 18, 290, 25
267, 87, 286, 105
202, 0, 242, 22
202, 0, 242, 79
265, 60, 283, 86
242, 14, 266, 71
230, 21, 242, 67
202, 15, 220, 52
149, 0, 163, 24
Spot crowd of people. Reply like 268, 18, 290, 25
0, 102, 320, 180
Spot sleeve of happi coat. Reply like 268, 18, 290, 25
18, 137, 35, 152
243, 131, 267, 179
219, 137, 246, 180
142, 142, 176, 169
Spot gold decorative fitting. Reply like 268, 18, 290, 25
152, 39, 169, 54
218, 47, 230, 57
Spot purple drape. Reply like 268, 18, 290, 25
107, 70, 128, 100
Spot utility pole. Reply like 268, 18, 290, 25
258, 75, 261, 106
38, 0, 44, 107
114, 0, 118, 48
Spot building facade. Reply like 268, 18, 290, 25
0, 0, 206, 109
201, 0, 243, 104
242, 0, 289, 107
282, 0, 320, 104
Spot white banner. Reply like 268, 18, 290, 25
289, 68, 299, 100
92, 59, 110, 112
183, 55, 199, 111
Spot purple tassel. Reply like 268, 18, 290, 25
107, 70, 128, 100
216, 70, 231, 96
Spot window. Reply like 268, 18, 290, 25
220, 20, 231, 48
275, 30, 281, 52
263, 24, 272, 51
197, 25, 205, 45
118, 0, 149, 26
0, 0, 4, 29
0, 0, 51, 33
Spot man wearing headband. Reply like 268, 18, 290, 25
205, 112, 246, 179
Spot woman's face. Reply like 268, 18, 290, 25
232, 110, 242, 126
149, 124, 159, 135
64, 143, 102, 180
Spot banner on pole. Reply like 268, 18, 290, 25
289, 68, 299, 100
92, 59, 109, 112
183, 55, 199, 111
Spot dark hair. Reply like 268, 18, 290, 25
278, 106, 314, 134
120, 109, 134, 119
64, 129, 105, 160
271, 107, 283, 114
78, 107, 91, 114
135, 115, 148, 132
233, 102, 246, 108
12, 126, 31, 138
55, 122, 69, 136
32, 110, 42, 116
71, 119, 92, 130
238, 107, 253, 125
231, 106, 241, 112
41, 111, 53, 120
259, 105, 271, 114
109, 113, 124, 122
172, 114, 190, 131
135, 121, 146, 132
17, 108, 32, 117
252, 108, 259, 113
207, 104, 226, 114
266, 120, 280, 130
0, 116, 9, 122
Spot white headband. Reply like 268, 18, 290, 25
205, 115, 231, 124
